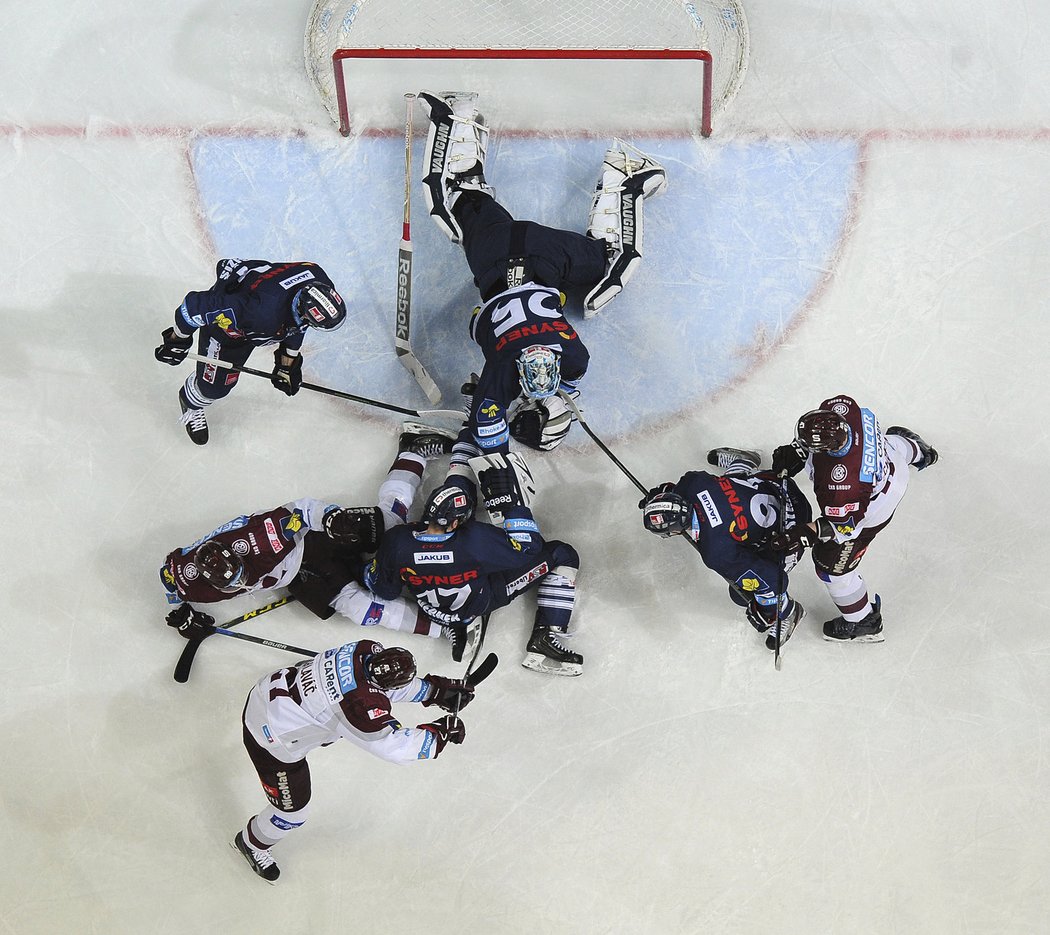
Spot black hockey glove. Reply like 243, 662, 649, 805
637, 482, 675, 510
421, 674, 475, 713
745, 599, 776, 633
417, 714, 466, 755
271, 350, 303, 396
165, 604, 216, 641
154, 327, 192, 366
764, 519, 835, 553
771, 441, 807, 478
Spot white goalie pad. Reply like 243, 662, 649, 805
468, 451, 536, 523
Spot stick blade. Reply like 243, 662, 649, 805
173, 637, 205, 683
467, 651, 499, 687
397, 348, 442, 404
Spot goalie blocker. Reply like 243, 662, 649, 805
468, 451, 536, 524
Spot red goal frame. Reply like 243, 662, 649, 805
331, 47, 715, 138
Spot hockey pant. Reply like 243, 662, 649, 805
182, 329, 256, 406
488, 540, 580, 632
811, 435, 914, 621
241, 696, 311, 851
455, 191, 607, 302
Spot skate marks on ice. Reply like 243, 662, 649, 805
188, 133, 860, 438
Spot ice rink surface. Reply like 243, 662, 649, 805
2, 2, 1049, 933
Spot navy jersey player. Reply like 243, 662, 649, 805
768, 394, 938, 643
640, 447, 814, 651
415, 89, 666, 489
364, 455, 584, 676
154, 258, 346, 444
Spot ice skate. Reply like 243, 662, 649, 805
707, 447, 762, 475
231, 831, 280, 884
442, 616, 481, 663
765, 600, 806, 651
398, 421, 457, 460
178, 388, 209, 446
584, 140, 667, 317
885, 426, 939, 471
823, 596, 884, 643
521, 626, 583, 677
418, 90, 491, 243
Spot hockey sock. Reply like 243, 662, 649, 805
247, 803, 309, 851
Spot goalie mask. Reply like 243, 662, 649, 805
292, 282, 347, 331
796, 409, 850, 453
195, 539, 246, 592
516, 345, 561, 400
367, 647, 417, 690
642, 491, 692, 538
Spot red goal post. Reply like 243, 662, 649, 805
304, 1, 749, 138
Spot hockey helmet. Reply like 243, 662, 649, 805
323, 506, 383, 552
422, 484, 476, 530
642, 491, 692, 537
367, 646, 417, 690
195, 539, 246, 592
516, 345, 561, 400
292, 282, 347, 331
796, 409, 849, 453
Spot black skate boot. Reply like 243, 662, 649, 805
707, 447, 762, 475
178, 388, 209, 446
885, 426, 938, 471
522, 626, 583, 677
231, 831, 280, 884
823, 595, 884, 643
442, 617, 480, 663
398, 421, 456, 460
765, 599, 806, 651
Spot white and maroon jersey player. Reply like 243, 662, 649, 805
243, 639, 448, 764
805, 394, 913, 542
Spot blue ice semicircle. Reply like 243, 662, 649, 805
189, 133, 859, 441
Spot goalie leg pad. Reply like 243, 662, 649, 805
468, 451, 535, 523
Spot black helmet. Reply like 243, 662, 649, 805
641, 491, 692, 537
796, 409, 849, 453
292, 282, 346, 331
195, 539, 246, 592
367, 647, 417, 690
422, 485, 476, 529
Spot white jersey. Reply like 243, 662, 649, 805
243, 639, 445, 765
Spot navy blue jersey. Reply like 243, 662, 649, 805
364, 509, 543, 625
674, 470, 812, 602
175, 259, 337, 351
461, 284, 590, 452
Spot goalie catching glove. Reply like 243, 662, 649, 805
468, 451, 536, 523
509, 392, 576, 451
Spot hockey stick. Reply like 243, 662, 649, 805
181, 353, 463, 420
173, 595, 296, 683
772, 474, 790, 672
209, 626, 319, 658
395, 92, 442, 405
453, 613, 493, 726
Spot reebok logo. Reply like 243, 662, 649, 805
396, 255, 411, 341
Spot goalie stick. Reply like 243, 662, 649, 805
395, 92, 442, 404
181, 353, 462, 420
172, 595, 295, 683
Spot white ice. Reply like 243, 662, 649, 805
2, 2, 1049, 933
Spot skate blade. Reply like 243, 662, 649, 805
521, 652, 583, 677
821, 631, 885, 643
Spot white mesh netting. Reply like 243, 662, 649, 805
304, 0, 749, 135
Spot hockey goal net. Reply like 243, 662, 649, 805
304, 0, 749, 138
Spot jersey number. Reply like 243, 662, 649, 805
488, 291, 563, 339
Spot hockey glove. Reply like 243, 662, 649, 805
271, 350, 303, 396
165, 603, 216, 641
745, 599, 776, 633
771, 441, 807, 478
764, 519, 835, 553
154, 327, 192, 366
417, 714, 466, 756
421, 674, 475, 713
509, 395, 574, 451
